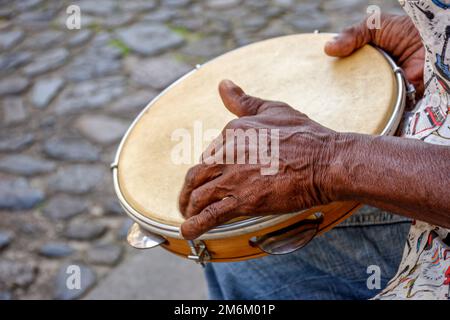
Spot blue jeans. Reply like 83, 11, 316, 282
204, 207, 411, 300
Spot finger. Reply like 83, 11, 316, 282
178, 164, 222, 215
180, 197, 239, 240
200, 132, 225, 164
324, 19, 372, 57
403, 58, 425, 98
184, 176, 232, 218
218, 80, 266, 117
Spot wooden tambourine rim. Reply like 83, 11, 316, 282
111, 34, 407, 241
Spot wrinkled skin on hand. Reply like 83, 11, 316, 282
178, 14, 431, 240
179, 80, 337, 240
325, 13, 425, 99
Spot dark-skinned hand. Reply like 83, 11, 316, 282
177, 14, 449, 240
179, 80, 337, 239
325, 13, 425, 99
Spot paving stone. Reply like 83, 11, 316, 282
262, 6, 285, 19
2, 97, 28, 125
0, 178, 44, 210
23, 48, 69, 76
23, 30, 64, 49
16, 9, 58, 29
290, 2, 321, 12
245, 0, 270, 8
43, 137, 100, 161
242, 16, 268, 31
0, 260, 36, 290
89, 32, 123, 59
64, 220, 107, 241
126, 56, 191, 90
0, 76, 29, 96
109, 90, 157, 116
75, 115, 129, 146
67, 29, 93, 47
15, 0, 43, 11
102, 12, 135, 28
208, 19, 232, 34
172, 16, 208, 31
0, 155, 55, 176
206, 0, 241, 9
274, 0, 295, 7
119, 0, 157, 12
0, 133, 34, 152
181, 36, 226, 58
163, 0, 191, 7
0, 29, 24, 50
141, 9, 175, 23
48, 165, 105, 194
31, 77, 65, 109
0, 231, 12, 251
259, 21, 292, 39
78, 0, 118, 16
86, 243, 123, 266
54, 76, 126, 114
321, 0, 365, 12
116, 24, 184, 56
54, 263, 96, 300
39, 242, 74, 258
43, 195, 88, 220
0, 51, 32, 73
65, 51, 121, 82
288, 11, 331, 32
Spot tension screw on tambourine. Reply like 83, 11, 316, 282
394, 67, 416, 105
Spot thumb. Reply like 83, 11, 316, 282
218, 80, 265, 117
324, 19, 372, 57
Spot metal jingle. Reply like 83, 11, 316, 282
127, 223, 167, 249
249, 212, 324, 255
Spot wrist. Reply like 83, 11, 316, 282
320, 132, 368, 202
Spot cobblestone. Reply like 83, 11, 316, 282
86, 243, 123, 266
43, 137, 100, 162
0, 178, 44, 210
0, 76, 29, 96
48, 165, 105, 194
116, 24, 185, 56
31, 77, 65, 109
42, 195, 88, 220
23, 48, 69, 76
39, 242, 74, 258
126, 56, 191, 90
0, 155, 55, 176
75, 115, 129, 145
2, 97, 28, 125
64, 220, 107, 241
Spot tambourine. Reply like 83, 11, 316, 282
112, 33, 410, 263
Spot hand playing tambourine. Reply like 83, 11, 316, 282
179, 14, 433, 240
179, 80, 339, 240
325, 13, 425, 99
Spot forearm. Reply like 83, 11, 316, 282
326, 133, 450, 228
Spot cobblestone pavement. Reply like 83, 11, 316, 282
0, 0, 402, 300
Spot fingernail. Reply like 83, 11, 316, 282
221, 79, 233, 87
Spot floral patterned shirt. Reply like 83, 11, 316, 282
375, 0, 450, 300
